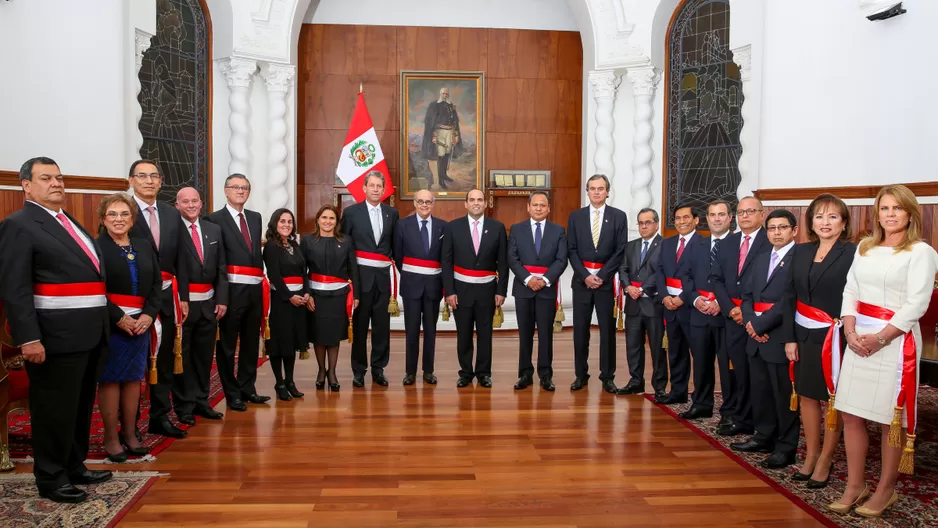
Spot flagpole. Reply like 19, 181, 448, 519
359, 83, 363, 94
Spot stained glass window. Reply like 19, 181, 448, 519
665, 0, 741, 230
137, 0, 210, 207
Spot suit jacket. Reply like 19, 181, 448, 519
619, 234, 663, 318
178, 220, 228, 321
205, 207, 263, 310
711, 229, 771, 323
742, 246, 795, 363
656, 233, 697, 324
441, 216, 509, 306
566, 205, 628, 292
130, 200, 189, 308
779, 240, 857, 344
507, 219, 568, 300
300, 234, 360, 299
678, 234, 723, 328
0, 201, 109, 353
98, 234, 162, 327
394, 214, 446, 301
340, 201, 399, 294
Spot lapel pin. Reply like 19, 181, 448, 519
484, 230, 488, 234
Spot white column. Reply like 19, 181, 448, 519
130, 29, 153, 165
260, 63, 296, 216
733, 45, 755, 201
626, 66, 660, 223
219, 57, 258, 177
588, 70, 621, 202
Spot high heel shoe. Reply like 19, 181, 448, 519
328, 370, 340, 391
827, 484, 871, 514
105, 448, 128, 463
275, 383, 293, 401
791, 457, 819, 481
287, 382, 304, 398
855, 491, 899, 518
316, 370, 326, 391
806, 463, 833, 489
119, 435, 149, 457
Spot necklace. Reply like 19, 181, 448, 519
119, 242, 135, 260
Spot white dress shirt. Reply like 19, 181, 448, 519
134, 194, 159, 231
677, 230, 696, 256
226, 203, 247, 226
524, 217, 551, 287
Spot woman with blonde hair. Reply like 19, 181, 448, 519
828, 184, 937, 517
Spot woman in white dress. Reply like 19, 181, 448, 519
828, 184, 938, 517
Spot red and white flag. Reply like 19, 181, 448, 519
336, 91, 394, 202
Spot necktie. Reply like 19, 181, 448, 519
371, 207, 382, 244
676, 236, 685, 262
591, 210, 600, 247
238, 213, 252, 248
191, 223, 203, 263
420, 219, 430, 257
472, 220, 481, 255
148, 205, 160, 249
57, 213, 99, 272
767, 251, 779, 281
738, 235, 751, 275
640, 240, 649, 264
711, 238, 721, 268
534, 222, 542, 255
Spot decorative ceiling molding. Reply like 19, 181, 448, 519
589, 0, 651, 70
233, 0, 292, 63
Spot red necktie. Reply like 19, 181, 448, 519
57, 213, 99, 272
191, 223, 203, 263
676, 236, 685, 262
238, 213, 252, 248
738, 235, 751, 275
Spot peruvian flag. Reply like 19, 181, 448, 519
336, 91, 394, 203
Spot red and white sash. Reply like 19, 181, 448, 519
271, 276, 304, 292
227, 265, 264, 285
582, 260, 603, 276
454, 266, 496, 284
356, 251, 393, 268
402, 257, 441, 276
795, 301, 844, 395
189, 283, 214, 302
33, 282, 107, 310
308, 273, 349, 292
524, 265, 562, 308
107, 293, 162, 354
753, 302, 774, 317
665, 277, 683, 296
697, 289, 716, 302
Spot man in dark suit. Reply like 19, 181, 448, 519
206, 174, 269, 411
341, 170, 399, 387
731, 210, 800, 469
617, 207, 665, 398
174, 187, 228, 424
0, 157, 112, 503
566, 174, 628, 393
394, 189, 445, 385
128, 159, 190, 438
442, 188, 509, 388
507, 191, 568, 392
711, 196, 769, 436
655, 204, 699, 405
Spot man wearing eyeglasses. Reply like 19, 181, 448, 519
127, 159, 192, 439
206, 174, 270, 411
710, 196, 769, 436
393, 189, 446, 385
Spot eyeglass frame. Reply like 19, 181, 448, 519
765, 224, 793, 232
735, 208, 763, 217
131, 172, 161, 181
225, 185, 251, 192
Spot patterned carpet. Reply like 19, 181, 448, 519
0, 472, 158, 528
647, 386, 938, 527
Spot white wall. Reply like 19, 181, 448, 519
758, 0, 936, 189
305, 0, 578, 30
0, 0, 126, 177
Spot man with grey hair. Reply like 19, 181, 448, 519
420, 86, 461, 188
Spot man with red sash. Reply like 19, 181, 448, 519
566, 174, 628, 393
340, 170, 399, 387
128, 159, 189, 439
731, 210, 799, 469
174, 187, 228, 423
507, 191, 568, 391
655, 203, 699, 404
393, 189, 446, 385
0, 157, 112, 503
442, 188, 508, 388
206, 174, 269, 410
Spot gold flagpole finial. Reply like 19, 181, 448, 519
359, 83, 363, 93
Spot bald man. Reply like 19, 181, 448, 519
394, 190, 447, 385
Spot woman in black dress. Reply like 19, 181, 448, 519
300, 205, 359, 391
97, 193, 162, 462
263, 208, 309, 401
782, 194, 856, 487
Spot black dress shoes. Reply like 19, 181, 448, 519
540, 378, 555, 391
40, 484, 87, 503
195, 406, 224, 420
806, 463, 833, 488
228, 399, 248, 412
70, 469, 113, 485
653, 390, 668, 402
570, 376, 588, 391
457, 377, 473, 388
105, 449, 128, 463
602, 380, 618, 394
120, 436, 150, 456
373, 373, 389, 386
616, 381, 644, 395
717, 423, 754, 437
275, 384, 293, 401
761, 452, 796, 469
514, 375, 533, 390
718, 416, 733, 427
286, 382, 305, 398
678, 407, 713, 420
657, 392, 688, 405
177, 413, 196, 426
243, 393, 271, 404
352, 375, 365, 387
423, 372, 438, 384
403, 374, 416, 386
149, 416, 187, 438
730, 438, 774, 453
478, 375, 493, 388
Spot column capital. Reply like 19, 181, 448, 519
134, 29, 154, 71
219, 57, 258, 89
260, 63, 297, 93
626, 66, 660, 96
732, 45, 752, 82
588, 70, 621, 100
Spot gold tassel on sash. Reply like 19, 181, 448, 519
264, 317, 271, 340
215, 325, 220, 341
149, 355, 158, 385
493, 306, 504, 329
348, 317, 354, 344
888, 406, 903, 448
260, 337, 267, 359
613, 301, 619, 321
616, 310, 624, 330
662, 332, 668, 349
389, 296, 401, 317
441, 302, 450, 321
555, 304, 565, 324
729, 360, 735, 371
553, 320, 562, 333
173, 324, 183, 374
825, 394, 839, 430
789, 383, 798, 412
299, 348, 310, 360
898, 434, 915, 475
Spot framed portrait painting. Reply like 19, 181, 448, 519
400, 70, 484, 200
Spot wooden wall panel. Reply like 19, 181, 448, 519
0, 190, 109, 233
763, 204, 938, 249
297, 24, 583, 233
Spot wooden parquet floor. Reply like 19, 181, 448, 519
114, 328, 820, 527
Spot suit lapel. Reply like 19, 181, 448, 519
740, 230, 766, 276
223, 209, 251, 253
181, 222, 203, 266
597, 209, 612, 249
764, 251, 793, 289
29, 205, 100, 275
379, 205, 391, 245
809, 241, 846, 292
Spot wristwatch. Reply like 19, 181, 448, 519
876, 334, 886, 345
